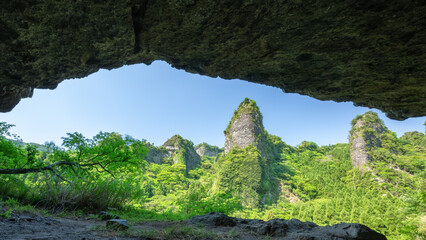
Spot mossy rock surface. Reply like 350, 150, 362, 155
1, 1, 425, 119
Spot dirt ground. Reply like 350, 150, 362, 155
0, 213, 259, 240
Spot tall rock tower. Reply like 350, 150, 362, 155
217, 98, 289, 207
349, 111, 386, 168
224, 98, 266, 155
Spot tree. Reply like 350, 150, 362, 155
296, 141, 319, 152
0, 122, 148, 179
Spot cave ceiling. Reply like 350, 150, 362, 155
1, 0, 425, 120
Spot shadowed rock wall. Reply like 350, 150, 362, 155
1, 0, 425, 119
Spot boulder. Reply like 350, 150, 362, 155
187, 212, 387, 240
187, 212, 236, 227
106, 219, 129, 230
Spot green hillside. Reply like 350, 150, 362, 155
0, 102, 424, 239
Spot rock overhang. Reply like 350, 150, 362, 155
1, 0, 425, 120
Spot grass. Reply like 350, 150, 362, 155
0, 198, 49, 218
108, 205, 193, 222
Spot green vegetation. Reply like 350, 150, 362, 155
0, 110, 425, 240
0, 122, 148, 211
194, 143, 223, 156
149, 134, 201, 174
214, 146, 263, 208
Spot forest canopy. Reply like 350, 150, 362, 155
0, 112, 425, 240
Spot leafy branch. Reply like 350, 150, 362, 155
0, 122, 148, 180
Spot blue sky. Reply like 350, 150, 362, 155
1, 61, 425, 147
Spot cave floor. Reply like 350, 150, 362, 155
0, 212, 264, 240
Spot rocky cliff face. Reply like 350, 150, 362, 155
194, 143, 222, 157
1, 1, 425, 119
224, 98, 265, 155
162, 135, 201, 173
144, 135, 201, 173
349, 111, 386, 168
144, 143, 169, 165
